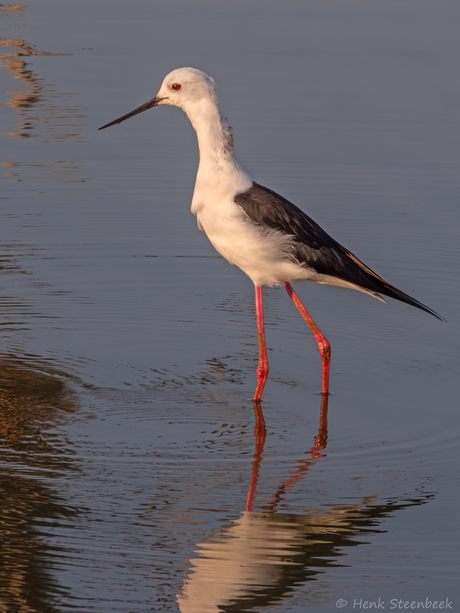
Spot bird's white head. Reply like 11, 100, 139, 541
98, 67, 219, 130
155, 67, 218, 110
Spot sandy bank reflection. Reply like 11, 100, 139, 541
0, 354, 79, 611
0, 354, 77, 463
177, 395, 432, 612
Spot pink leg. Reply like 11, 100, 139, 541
283, 282, 331, 395
254, 285, 269, 401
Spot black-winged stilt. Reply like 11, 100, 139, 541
99, 67, 441, 402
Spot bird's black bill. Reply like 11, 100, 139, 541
98, 96, 164, 130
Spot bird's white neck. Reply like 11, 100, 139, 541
185, 100, 234, 167
185, 100, 252, 212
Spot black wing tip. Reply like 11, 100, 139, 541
415, 303, 445, 322
428, 309, 446, 322
389, 290, 445, 322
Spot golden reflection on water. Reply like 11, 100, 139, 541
0, 354, 78, 611
0, 355, 76, 446
0, 4, 84, 143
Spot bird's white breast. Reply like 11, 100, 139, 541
195, 191, 312, 287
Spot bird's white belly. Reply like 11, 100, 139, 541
196, 201, 311, 287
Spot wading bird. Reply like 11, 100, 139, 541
99, 67, 441, 402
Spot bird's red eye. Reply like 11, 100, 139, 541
171, 83, 181, 91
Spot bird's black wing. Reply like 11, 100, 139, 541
234, 182, 442, 320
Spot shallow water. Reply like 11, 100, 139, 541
1, 1, 459, 611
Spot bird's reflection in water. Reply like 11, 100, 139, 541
0, 354, 78, 612
177, 394, 433, 613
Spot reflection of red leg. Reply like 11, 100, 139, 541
246, 405, 266, 512
270, 393, 329, 511
254, 285, 269, 401
311, 393, 329, 456
283, 282, 331, 395
253, 398, 266, 436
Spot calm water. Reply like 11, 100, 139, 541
1, 1, 459, 611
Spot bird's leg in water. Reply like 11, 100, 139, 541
283, 282, 331, 395
254, 285, 268, 401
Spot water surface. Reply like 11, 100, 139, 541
0, 1, 459, 611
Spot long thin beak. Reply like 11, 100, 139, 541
98, 96, 164, 130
